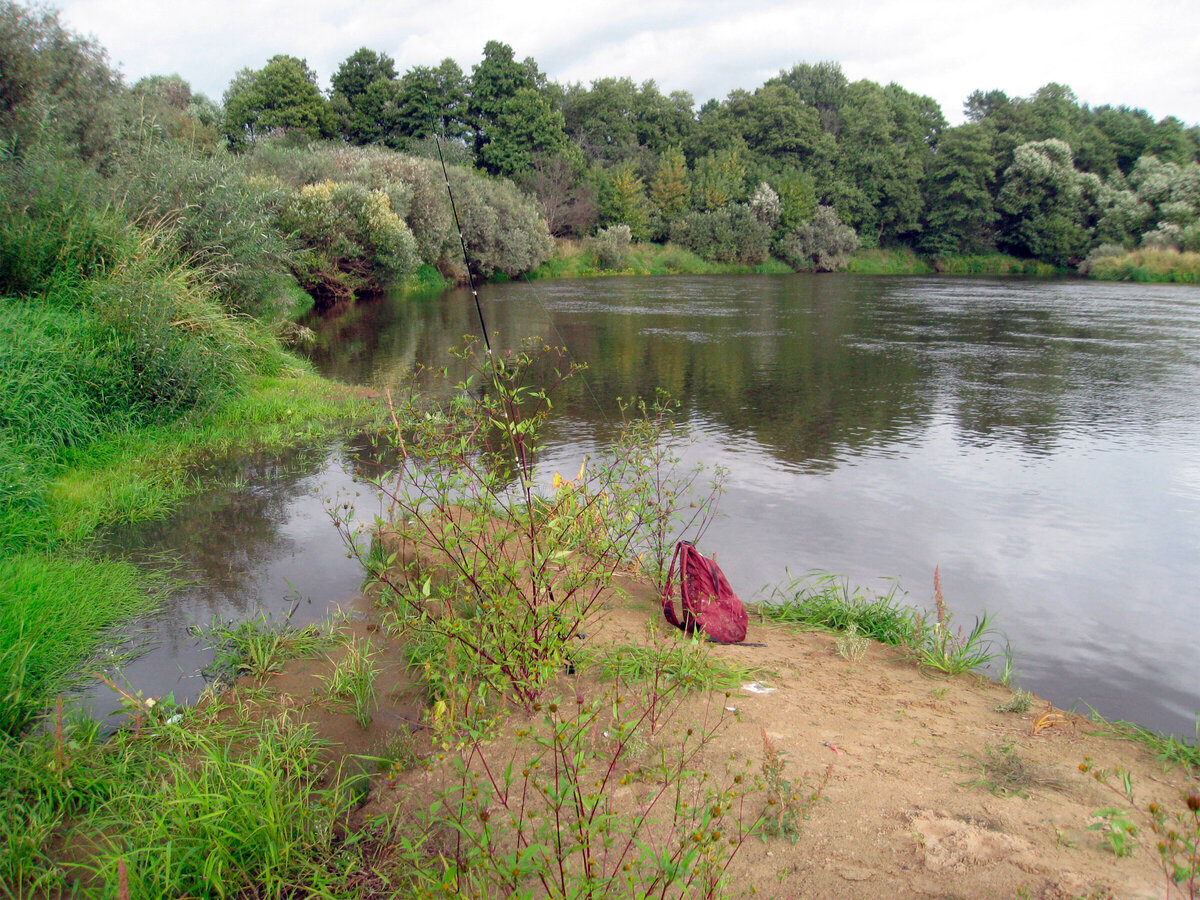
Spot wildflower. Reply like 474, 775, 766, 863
1187, 794, 1200, 812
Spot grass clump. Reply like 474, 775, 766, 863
202, 613, 338, 685
321, 639, 380, 729
762, 568, 1001, 677
994, 689, 1036, 714
962, 742, 1065, 798
0, 698, 357, 899
1083, 248, 1200, 283
0, 554, 161, 735
586, 630, 758, 694
1089, 718, 1200, 773
761, 571, 918, 646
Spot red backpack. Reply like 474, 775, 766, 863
661, 541, 748, 644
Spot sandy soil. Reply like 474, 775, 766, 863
233, 572, 1198, 900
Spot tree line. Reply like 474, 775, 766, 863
219, 42, 1200, 270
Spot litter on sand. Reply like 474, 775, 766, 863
741, 681, 776, 694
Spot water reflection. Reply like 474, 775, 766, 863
92, 274, 1200, 737
76, 440, 390, 724
302, 274, 1200, 734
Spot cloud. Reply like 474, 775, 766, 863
56, 0, 1200, 124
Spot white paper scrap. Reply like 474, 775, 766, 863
741, 681, 776, 694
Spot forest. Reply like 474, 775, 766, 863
221, 40, 1200, 273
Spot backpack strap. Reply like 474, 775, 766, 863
661, 541, 689, 632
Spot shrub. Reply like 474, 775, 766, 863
279, 179, 418, 305
0, 151, 132, 296
246, 142, 553, 281
778, 205, 860, 272
0, 0, 121, 162
114, 142, 299, 318
589, 223, 631, 269
669, 203, 772, 264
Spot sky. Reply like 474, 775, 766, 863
54, 0, 1200, 127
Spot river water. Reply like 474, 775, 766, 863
86, 274, 1200, 737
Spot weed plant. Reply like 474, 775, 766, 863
905, 567, 1001, 675
392, 682, 759, 898
1080, 757, 1200, 895
339, 337, 723, 716
835, 623, 871, 661
759, 728, 831, 842
994, 689, 1036, 714
961, 743, 1065, 798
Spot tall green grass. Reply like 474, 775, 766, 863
0, 554, 158, 734
0, 707, 350, 897
760, 572, 919, 646
845, 248, 935, 275
528, 239, 792, 279
1084, 248, 1200, 283
931, 253, 1063, 277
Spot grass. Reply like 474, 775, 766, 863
528, 239, 793, 279
584, 632, 760, 694
994, 689, 1036, 714
760, 569, 1002, 676
0, 554, 163, 735
1088, 716, 1200, 772
321, 639, 380, 728
0, 695, 355, 899
759, 571, 919, 646
202, 613, 340, 684
931, 253, 1064, 277
1084, 248, 1200, 284
845, 248, 935, 275
45, 372, 373, 545
962, 742, 1066, 798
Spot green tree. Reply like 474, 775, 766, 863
0, 0, 121, 160
476, 87, 567, 177
330, 47, 398, 144
393, 59, 469, 145
599, 162, 650, 240
562, 77, 639, 164
832, 80, 932, 246
469, 40, 539, 156
223, 55, 336, 149
771, 60, 847, 135
692, 147, 748, 210
997, 138, 1090, 264
631, 82, 695, 155
649, 146, 690, 222
920, 123, 998, 255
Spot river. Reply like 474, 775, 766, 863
86, 274, 1200, 737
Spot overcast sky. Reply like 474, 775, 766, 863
55, 0, 1200, 127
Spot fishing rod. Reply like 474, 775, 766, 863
434, 135, 492, 354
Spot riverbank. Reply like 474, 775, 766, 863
0, 370, 376, 735
6, 565, 1196, 898
524, 240, 1200, 283
524, 240, 1076, 282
